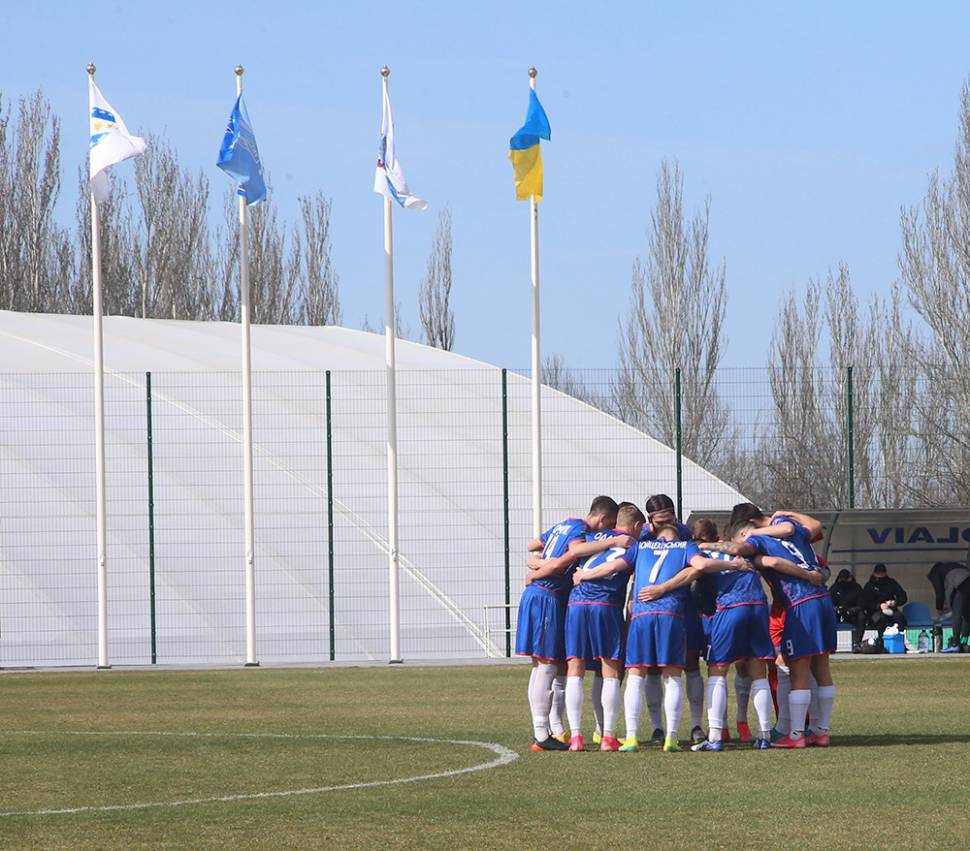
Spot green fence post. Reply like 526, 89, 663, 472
146, 371, 157, 665
674, 367, 683, 518
326, 370, 336, 662
846, 365, 855, 509
501, 369, 511, 658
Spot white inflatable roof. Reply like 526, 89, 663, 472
0, 311, 744, 666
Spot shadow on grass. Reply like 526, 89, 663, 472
831, 734, 970, 747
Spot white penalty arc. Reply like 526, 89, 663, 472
0, 731, 519, 818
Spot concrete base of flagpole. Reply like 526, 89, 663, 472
243, 661, 260, 667
96, 665, 112, 670
388, 659, 404, 665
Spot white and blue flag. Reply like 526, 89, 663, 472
88, 77, 146, 202
373, 87, 427, 210
217, 95, 266, 205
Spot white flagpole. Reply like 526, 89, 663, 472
236, 64, 258, 667
528, 66, 543, 539
88, 63, 110, 670
381, 65, 403, 664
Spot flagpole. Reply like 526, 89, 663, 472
382, 64, 403, 664
528, 66, 543, 539
236, 64, 258, 667
87, 63, 110, 670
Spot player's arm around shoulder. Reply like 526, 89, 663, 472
692, 554, 754, 574
637, 564, 701, 603
574, 558, 632, 585
768, 510, 824, 542
525, 551, 576, 581
755, 555, 825, 587
700, 540, 758, 558
568, 535, 634, 559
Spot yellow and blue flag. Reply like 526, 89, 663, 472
508, 90, 550, 201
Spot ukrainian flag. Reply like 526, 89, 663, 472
509, 90, 551, 201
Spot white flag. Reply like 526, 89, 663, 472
88, 77, 146, 202
373, 87, 427, 210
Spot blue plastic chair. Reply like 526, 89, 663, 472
902, 601, 934, 628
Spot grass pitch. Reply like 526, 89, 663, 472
0, 659, 968, 849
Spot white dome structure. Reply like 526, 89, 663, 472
0, 311, 744, 666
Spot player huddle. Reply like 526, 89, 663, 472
516, 495, 837, 753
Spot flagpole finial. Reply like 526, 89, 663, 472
381, 65, 390, 78
87, 63, 96, 76
528, 66, 538, 79
235, 65, 244, 77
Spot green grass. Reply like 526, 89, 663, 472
0, 659, 968, 849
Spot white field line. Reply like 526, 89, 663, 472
0, 730, 518, 817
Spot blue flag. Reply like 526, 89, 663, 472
217, 95, 266, 205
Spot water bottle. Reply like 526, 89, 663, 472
933, 624, 944, 653
918, 630, 930, 653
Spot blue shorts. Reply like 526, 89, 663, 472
781, 595, 837, 661
685, 612, 704, 654
625, 612, 687, 668
515, 585, 566, 661
706, 604, 774, 666
565, 603, 624, 663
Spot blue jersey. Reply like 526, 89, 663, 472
699, 549, 767, 609
628, 540, 701, 618
770, 516, 818, 568
569, 530, 633, 606
747, 534, 825, 608
534, 518, 588, 596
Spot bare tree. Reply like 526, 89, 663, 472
897, 79, 970, 504
133, 135, 216, 320
215, 183, 298, 325
293, 192, 341, 326
611, 160, 729, 468
74, 166, 139, 317
0, 91, 74, 313
419, 207, 455, 350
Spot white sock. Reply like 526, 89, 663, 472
789, 688, 812, 738
807, 672, 819, 732
601, 678, 621, 738
814, 684, 836, 733
686, 669, 704, 729
623, 673, 645, 740
591, 675, 604, 735
752, 678, 773, 736
775, 665, 791, 735
529, 663, 556, 740
706, 675, 727, 742
549, 675, 566, 736
565, 676, 584, 737
645, 672, 664, 732
663, 675, 683, 740
734, 675, 752, 725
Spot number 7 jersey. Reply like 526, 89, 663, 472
627, 539, 701, 617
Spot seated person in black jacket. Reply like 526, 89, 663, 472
927, 561, 970, 651
863, 564, 908, 646
830, 569, 866, 651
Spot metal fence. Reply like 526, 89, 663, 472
1, 366, 966, 667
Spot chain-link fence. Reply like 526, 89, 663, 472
1, 366, 967, 667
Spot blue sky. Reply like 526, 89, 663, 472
2, 2, 969, 368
